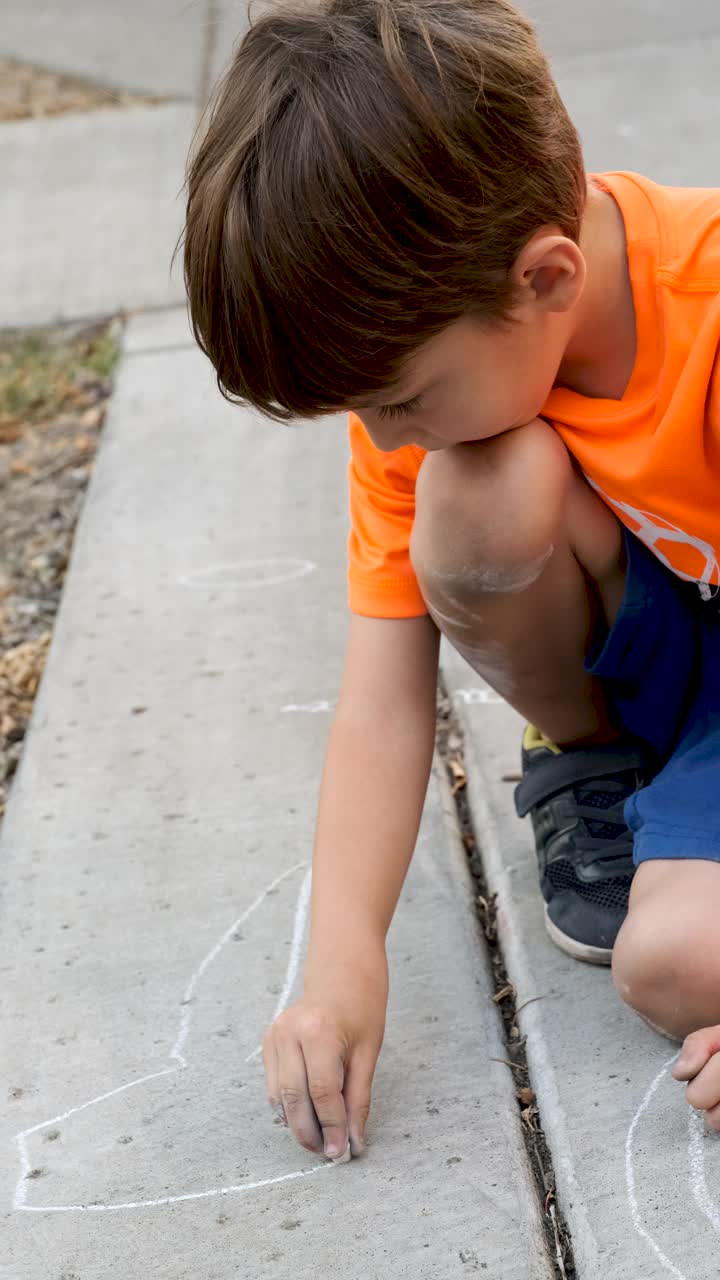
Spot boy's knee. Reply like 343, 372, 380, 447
612, 903, 720, 1040
410, 418, 571, 601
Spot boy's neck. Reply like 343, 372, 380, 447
557, 181, 637, 401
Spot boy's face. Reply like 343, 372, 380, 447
353, 310, 572, 454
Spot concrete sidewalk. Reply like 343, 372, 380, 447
2, 1, 720, 1276
443, 655, 720, 1280
0, 0, 238, 329
0, 313, 552, 1279
0, 104, 193, 328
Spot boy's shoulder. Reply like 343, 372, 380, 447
598, 170, 720, 285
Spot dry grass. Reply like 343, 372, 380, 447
0, 57, 167, 122
0, 319, 122, 818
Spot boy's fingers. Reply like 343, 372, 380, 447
262, 1030, 288, 1127
302, 1038, 349, 1160
685, 1053, 720, 1115
705, 1101, 720, 1134
673, 1027, 720, 1081
276, 1035, 324, 1154
672, 1048, 707, 1081
262, 1029, 280, 1105
344, 1048, 375, 1155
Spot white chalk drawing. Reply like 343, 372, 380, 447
450, 687, 504, 706
13, 863, 336, 1213
625, 1053, 720, 1277
177, 558, 317, 589
281, 700, 334, 714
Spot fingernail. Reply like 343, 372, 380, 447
324, 1140, 343, 1159
349, 1130, 365, 1156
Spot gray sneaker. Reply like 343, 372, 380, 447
514, 725, 651, 965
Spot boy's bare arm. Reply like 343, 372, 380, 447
262, 612, 440, 1161
308, 611, 440, 970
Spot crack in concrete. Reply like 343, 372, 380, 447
197, 0, 221, 116
436, 676, 577, 1279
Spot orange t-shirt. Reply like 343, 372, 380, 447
347, 171, 720, 617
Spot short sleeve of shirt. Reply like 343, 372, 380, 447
347, 412, 428, 617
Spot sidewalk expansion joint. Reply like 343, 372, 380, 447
125, 342, 197, 359
435, 675, 577, 1280
197, 0, 221, 116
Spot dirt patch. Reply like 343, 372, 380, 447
0, 58, 168, 122
0, 318, 122, 820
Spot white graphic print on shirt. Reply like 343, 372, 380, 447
587, 479, 720, 603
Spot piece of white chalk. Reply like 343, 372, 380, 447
331, 1145, 352, 1165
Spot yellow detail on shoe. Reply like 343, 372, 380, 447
523, 723, 562, 755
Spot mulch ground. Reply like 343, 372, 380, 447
0, 319, 121, 821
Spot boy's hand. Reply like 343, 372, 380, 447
672, 1026, 720, 1131
262, 955, 388, 1161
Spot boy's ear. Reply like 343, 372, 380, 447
510, 229, 586, 316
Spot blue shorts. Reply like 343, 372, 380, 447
587, 530, 720, 866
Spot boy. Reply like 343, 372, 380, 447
182, 0, 720, 1162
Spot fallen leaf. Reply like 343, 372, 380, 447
0, 415, 23, 443
79, 406, 103, 430
449, 757, 466, 795
492, 983, 515, 1004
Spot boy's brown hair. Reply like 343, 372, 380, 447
182, 0, 585, 421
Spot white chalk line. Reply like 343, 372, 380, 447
281, 700, 334, 714
280, 688, 505, 715
689, 1108, 720, 1234
173, 864, 309, 1065
450, 687, 504, 706
625, 1056, 689, 1280
15, 1167, 331, 1214
626, 1052, 720, 1280
244, 867, 312, 1065
176, 558, 317, 589
14, 863, 320, 1214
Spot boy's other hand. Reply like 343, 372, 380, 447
262, 954, 388, 1160
672, 1026, 720, 1131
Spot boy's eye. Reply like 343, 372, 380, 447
376, 395, 423, 421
